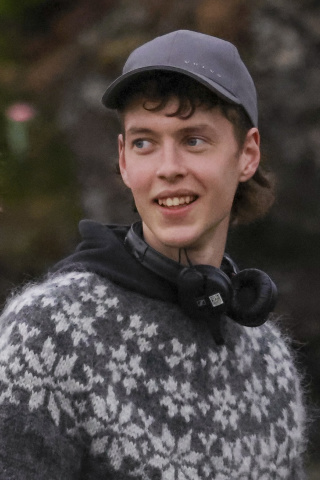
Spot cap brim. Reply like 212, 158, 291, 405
102, 65, 241, 109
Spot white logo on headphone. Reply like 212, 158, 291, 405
209, 293, 224, 308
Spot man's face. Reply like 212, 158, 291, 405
119, 97, 260, 265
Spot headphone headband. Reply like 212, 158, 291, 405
125, 222, 239, 282
125, 222, 183, 283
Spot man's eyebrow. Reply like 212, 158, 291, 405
177, 124, 213, 134
126, 127, 155, 136
126, 124, 214, 136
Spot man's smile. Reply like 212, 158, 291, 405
157, 195, 198, 207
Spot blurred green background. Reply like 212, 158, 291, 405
0, 0, 319, 476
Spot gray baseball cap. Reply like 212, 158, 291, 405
102, 30, 258, 127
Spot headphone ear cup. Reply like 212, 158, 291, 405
177, 266, 232, 345
229, 269, 278, 327
177, 267, 206, 316
177, 265, 232, 317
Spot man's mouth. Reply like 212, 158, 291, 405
157, 195, 197, 207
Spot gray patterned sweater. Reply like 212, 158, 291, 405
0, 224, 306, 479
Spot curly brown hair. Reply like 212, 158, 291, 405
116, 71, 275, 225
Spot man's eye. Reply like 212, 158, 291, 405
133, 139, 151, 149
187, 137, 205, 147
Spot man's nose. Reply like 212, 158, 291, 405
156, 143, 187, 181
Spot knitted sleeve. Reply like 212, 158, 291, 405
0, 273, 95, 480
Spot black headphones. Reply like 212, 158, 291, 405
125, 222, 277, 344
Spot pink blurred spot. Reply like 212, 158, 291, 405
5, 103, 37, 122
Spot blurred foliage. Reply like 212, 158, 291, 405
0, 99, 82, 295
0, 0, 77, 64
0, 0, 46, 17
0, 1, 83, 299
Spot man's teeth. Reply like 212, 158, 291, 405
158, 196, 195, 207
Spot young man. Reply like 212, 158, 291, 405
0, 31, 306, 479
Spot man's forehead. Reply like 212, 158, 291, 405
122, 102, 234, 140
121, 95, 222, 124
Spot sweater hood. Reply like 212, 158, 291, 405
52, 220, 179, 303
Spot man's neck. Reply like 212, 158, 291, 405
142, 220, 229, 268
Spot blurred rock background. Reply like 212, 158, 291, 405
0, 0, 319, 476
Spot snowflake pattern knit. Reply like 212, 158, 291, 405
0, 271, 305, 479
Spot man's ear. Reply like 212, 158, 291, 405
118, 134, 131, 188
239, 128, 261, 183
